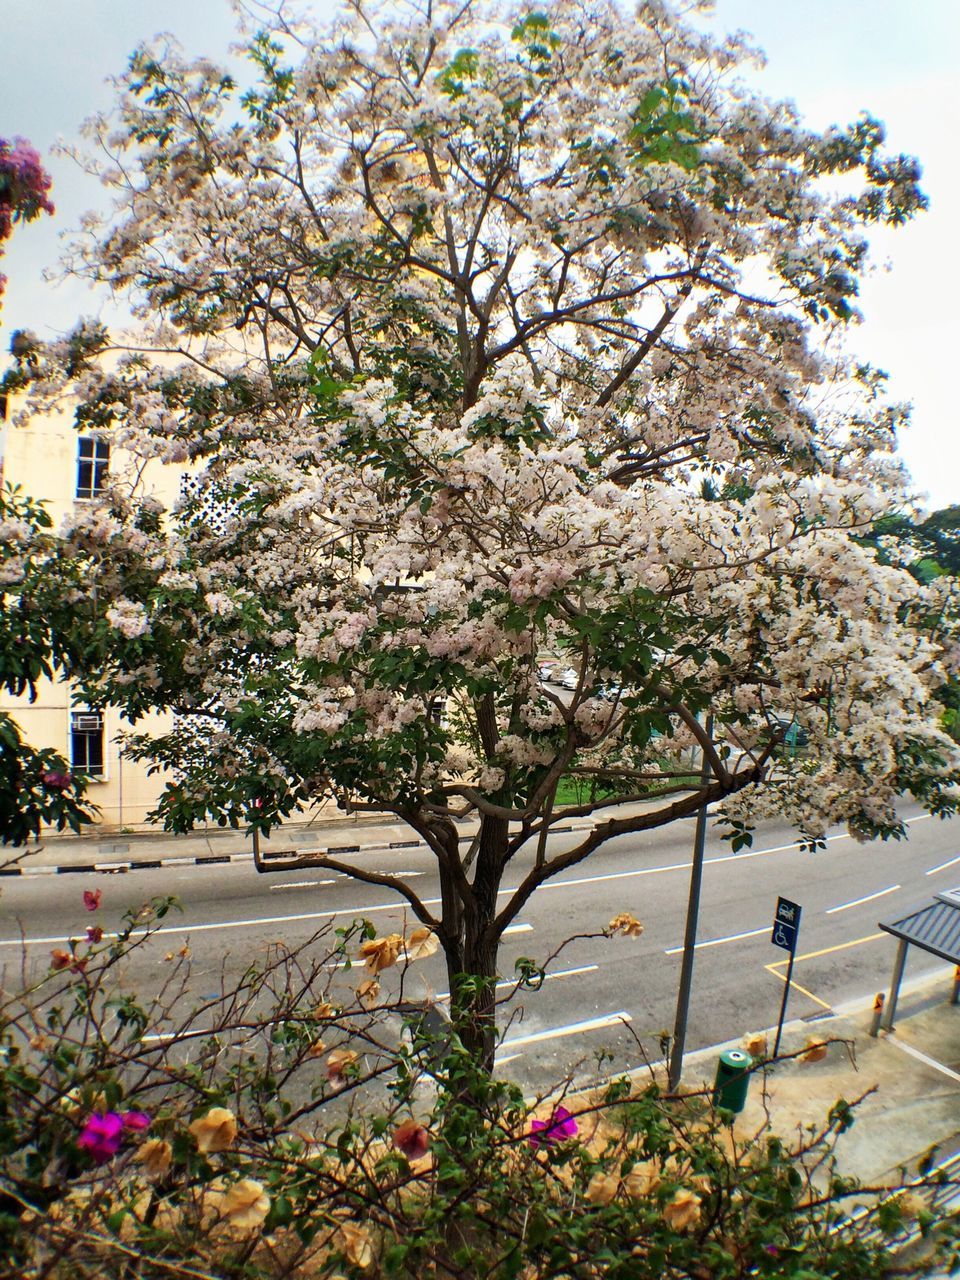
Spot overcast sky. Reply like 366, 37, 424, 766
2, 0, 957, 510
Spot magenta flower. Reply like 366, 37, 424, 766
86, 925, 103, 944
77, 1112, 124, 1164
528, 1105, 579, 1148
121, 1111, 152, 1132
82, 889, 102, 912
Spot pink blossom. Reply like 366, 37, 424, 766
77, 1112, 124, 1164
83, 889, 102, 912
528, 1106, 579, 1148
121, 1110, 152, 1132
86, 925, 104, 943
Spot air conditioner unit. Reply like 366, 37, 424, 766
72, 714, 103, 732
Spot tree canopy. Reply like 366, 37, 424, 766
4, 0, 958, 1054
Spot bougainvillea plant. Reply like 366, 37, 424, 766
0, 135, 53, 302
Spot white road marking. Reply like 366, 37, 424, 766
926, 854, 960, 876
0, 907, 531, 949
664, 925, 768, 956
1, 809, 945, 950
887, 1037, 960, 1083
825, 884, 900, 914
534, 832, 851, 895
270, 879, 337, 890
527, 811, 932, 894
436, 963, 599, 1001
500, 1011, 631, 1050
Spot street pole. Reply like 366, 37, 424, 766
772, 944, 796, 1057
668, 714, 713, 1091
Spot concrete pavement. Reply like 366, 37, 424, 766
677, 969, 960, 1187
662, 967, 960, 1273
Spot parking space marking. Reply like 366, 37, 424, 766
765, 932, 886, 1012
771, 933, 886, 966
763, 964, 833, 1012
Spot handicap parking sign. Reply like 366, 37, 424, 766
771, 896, 801, 952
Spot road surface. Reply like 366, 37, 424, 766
1, 804, 956, 1093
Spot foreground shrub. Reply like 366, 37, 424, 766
0, 897, 957, 1278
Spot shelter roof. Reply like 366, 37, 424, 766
879, 888, 960, 966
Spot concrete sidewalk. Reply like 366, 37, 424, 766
0, 811, 424, 876
681, 966, 960, 1187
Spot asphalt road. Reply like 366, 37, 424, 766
1, 804, 957, 1094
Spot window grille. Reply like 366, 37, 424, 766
70, 709, 105, 777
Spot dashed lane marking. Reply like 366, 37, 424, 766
927, 854, 960, 877
825, 884, 900, 914
500, 1011, 632, 1050
664, 925, 768, 955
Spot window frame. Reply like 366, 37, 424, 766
76, 436, 110, 500
70, 709, 106, 780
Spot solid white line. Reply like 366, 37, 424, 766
664, 925, 768, 956
500, 1011, 631, 1049
887, 1037, 960, 1084
269, 879, 337, 890
926, 854, 960, 876
825, 884, 900, 914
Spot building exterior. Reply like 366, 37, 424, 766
1, 396, 176, 830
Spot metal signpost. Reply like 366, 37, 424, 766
771, 895, 802, 1057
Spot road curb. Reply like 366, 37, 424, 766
0, 825, 589, 878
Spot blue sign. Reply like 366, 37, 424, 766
771, 896, 801, 952
771, 920, 797, 952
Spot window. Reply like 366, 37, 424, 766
76, 436, 109, 499
70, 710, 105, 778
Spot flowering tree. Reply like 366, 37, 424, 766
6, 1, 959, 1061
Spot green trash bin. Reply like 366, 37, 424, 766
712, 1048, 754, 1113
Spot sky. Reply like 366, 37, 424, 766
1, 0, 957, 510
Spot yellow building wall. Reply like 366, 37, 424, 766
1, 397, 181, 831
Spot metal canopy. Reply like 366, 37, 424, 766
878, 887, 960, 1029
879, 891, 960, 967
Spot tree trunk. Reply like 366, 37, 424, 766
445, 932, 498, 1074
443, 812, 508, 1080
